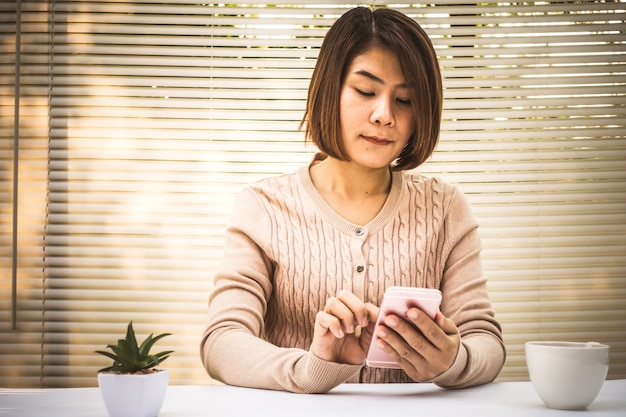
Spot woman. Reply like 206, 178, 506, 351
200, 7, 505, 393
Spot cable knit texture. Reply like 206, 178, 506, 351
201, 163, 505, 393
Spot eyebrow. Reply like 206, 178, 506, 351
354, 70, 408, 89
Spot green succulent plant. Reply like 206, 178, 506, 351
96, 321, 173, 373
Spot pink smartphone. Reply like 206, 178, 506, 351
366, 286, 442, 368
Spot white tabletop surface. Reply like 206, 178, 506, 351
1, 379, 625, 417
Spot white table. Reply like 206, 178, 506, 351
1, 380, 625, 416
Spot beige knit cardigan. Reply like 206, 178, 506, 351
201, 162, 505, 393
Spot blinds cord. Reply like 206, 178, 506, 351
11, 0, 22, 332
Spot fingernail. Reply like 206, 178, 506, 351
385, 317, 398, 327
377, 329, 387, 338
408, 310, 418, 319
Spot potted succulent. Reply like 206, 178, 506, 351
96, 321, 173, 417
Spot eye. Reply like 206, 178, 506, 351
355, 88, 374, 97
396, 98, 411, 105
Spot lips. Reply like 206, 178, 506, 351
363, 135, 393, 145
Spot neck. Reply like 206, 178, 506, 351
310, 157, 391, 201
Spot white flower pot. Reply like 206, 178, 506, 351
98, 369, 169, 417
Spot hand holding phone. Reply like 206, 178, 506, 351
365, 286, 442, 368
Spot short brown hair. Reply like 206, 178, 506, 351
301, 7, 442, 171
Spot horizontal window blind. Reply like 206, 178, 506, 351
416, 0, 626, 380
0, 0, 51, 388
1, 0, 624, 388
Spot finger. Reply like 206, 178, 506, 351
407, 309, 459, 356
382, 314, 427, 360
377, 315, 436, 379
324, 296, 357, 334
372, 324, 417, 372
325, 290, 369, 333
364, 303, 379, 326
336, 289, 370, 328
358, 303, 380, 348
435, 311, 458, 335
406, 308, 445, 347
315, 311, 344, 338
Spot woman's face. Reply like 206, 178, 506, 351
339, 47, 415, 171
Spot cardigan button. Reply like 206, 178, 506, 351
355, 228, 364, 237
356, 265, 364, 273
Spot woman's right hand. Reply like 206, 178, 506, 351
310, 289, 378, 365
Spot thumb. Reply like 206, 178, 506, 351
435, 311, 457, 334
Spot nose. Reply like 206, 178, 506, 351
370, 96, 395, 126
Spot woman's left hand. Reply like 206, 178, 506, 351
373, 308, 460, 381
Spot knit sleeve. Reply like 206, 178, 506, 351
430, 184, 506, 388
199, 187, 361, 393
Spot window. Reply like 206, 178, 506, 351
1, 0, 625, 387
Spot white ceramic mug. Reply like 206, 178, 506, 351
525, 341, 610, 410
